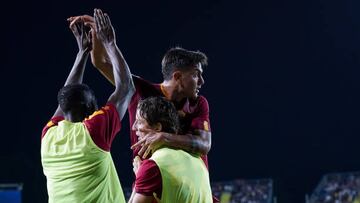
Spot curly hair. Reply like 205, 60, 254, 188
161, 47, 208, 80
57, 84, 97, 115
137, 97, 180, 134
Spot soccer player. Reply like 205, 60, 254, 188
129, 96, 212, 203
41, 9, 134, 202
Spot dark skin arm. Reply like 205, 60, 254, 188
93, 9, 135, 119
53, 21, 92, 118
131, 129, 211, 159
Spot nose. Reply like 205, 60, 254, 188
132, 121, 137, 131
199, 75, 205, 86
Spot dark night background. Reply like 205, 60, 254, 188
2, 0, 360, 202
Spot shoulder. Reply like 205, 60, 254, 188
132, 75, 154, 86
192, 95, 209, 112
137, 159, 160, 180
197, 95, 209, 105
136, 159, 161, 187
131, 75, 162, 99
41, 116, 64, 139
140, 159, 159, 170
86, 103, 118, 120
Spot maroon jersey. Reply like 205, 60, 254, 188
129, 75, 211, 167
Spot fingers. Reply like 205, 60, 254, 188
104, 13, 112, 27
81, 15, 94, 23
70, 21, 80, 36
76, 21, 84, 35
137, 143, 148, 158
69, 16, 82, 29
94, 9, 111, 32
67, 15, 94, 23
84, 21, 96, 30
133, 156, 142, 174
68, 15, 96, 30
76, 21, 87, 38
134, 156, 141, 163
88, 29, 93, 43
142, 147, 152, 159
67, 16, 77, 22
134, 138, 153, 159
131, 138, 145, 150
94, 9, 100, 33
94, 9, 106, 30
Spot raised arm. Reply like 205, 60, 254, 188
53, 21, 92, 117
68, 15, 116, 85
93, 9, 135, 120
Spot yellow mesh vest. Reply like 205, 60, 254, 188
41, 120, 125, 203
150, 148, 212, 203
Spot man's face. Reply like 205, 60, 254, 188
178, 63, 205, 99
132, 109, 152, 139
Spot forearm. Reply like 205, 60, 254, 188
64, 50, 89, 86
105, 44, 135, 94
105, 43, 135, 119
162, 131, 211, 155
91, 33, 116, 85
128, 190, 136, 203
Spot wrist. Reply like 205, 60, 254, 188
77, 49, 90, 56
103, 41, 117, 50
161, 132, 171, 145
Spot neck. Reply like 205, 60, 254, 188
64, 112, 84, 123
161, 80, 185, 103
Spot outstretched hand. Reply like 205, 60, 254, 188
131, 129, 166, 159
94, 9, 115, 46
69, 20, 92, 53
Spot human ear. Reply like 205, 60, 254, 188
153, 123, 162, 132
172, 71, 182, 81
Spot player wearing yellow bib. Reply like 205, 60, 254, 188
41, 9, 135, 203
129, 97, 212, 203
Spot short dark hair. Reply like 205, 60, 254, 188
137, 97, 180, 134
161, 47, 208, 80
57, 84, 97, 115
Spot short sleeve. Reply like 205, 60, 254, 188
83, 103, 121, 151
41, 116, 64, 139
191, 96, 211, 132
135, 159, 162, 198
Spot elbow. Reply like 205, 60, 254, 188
129, 80, 136, 94
205, 143, 211, 154
197, 130, 211, 155
201, 142, 211, 155
117, 81, 135, 100
194, 138, 211, 155
126, 81, 136, 99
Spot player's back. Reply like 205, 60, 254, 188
41, 120, 125, 203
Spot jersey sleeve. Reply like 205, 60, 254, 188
135, 159, 162, 198
83, 103, 121, 151
41, 116, 64, 139
191, 96, 211, 132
